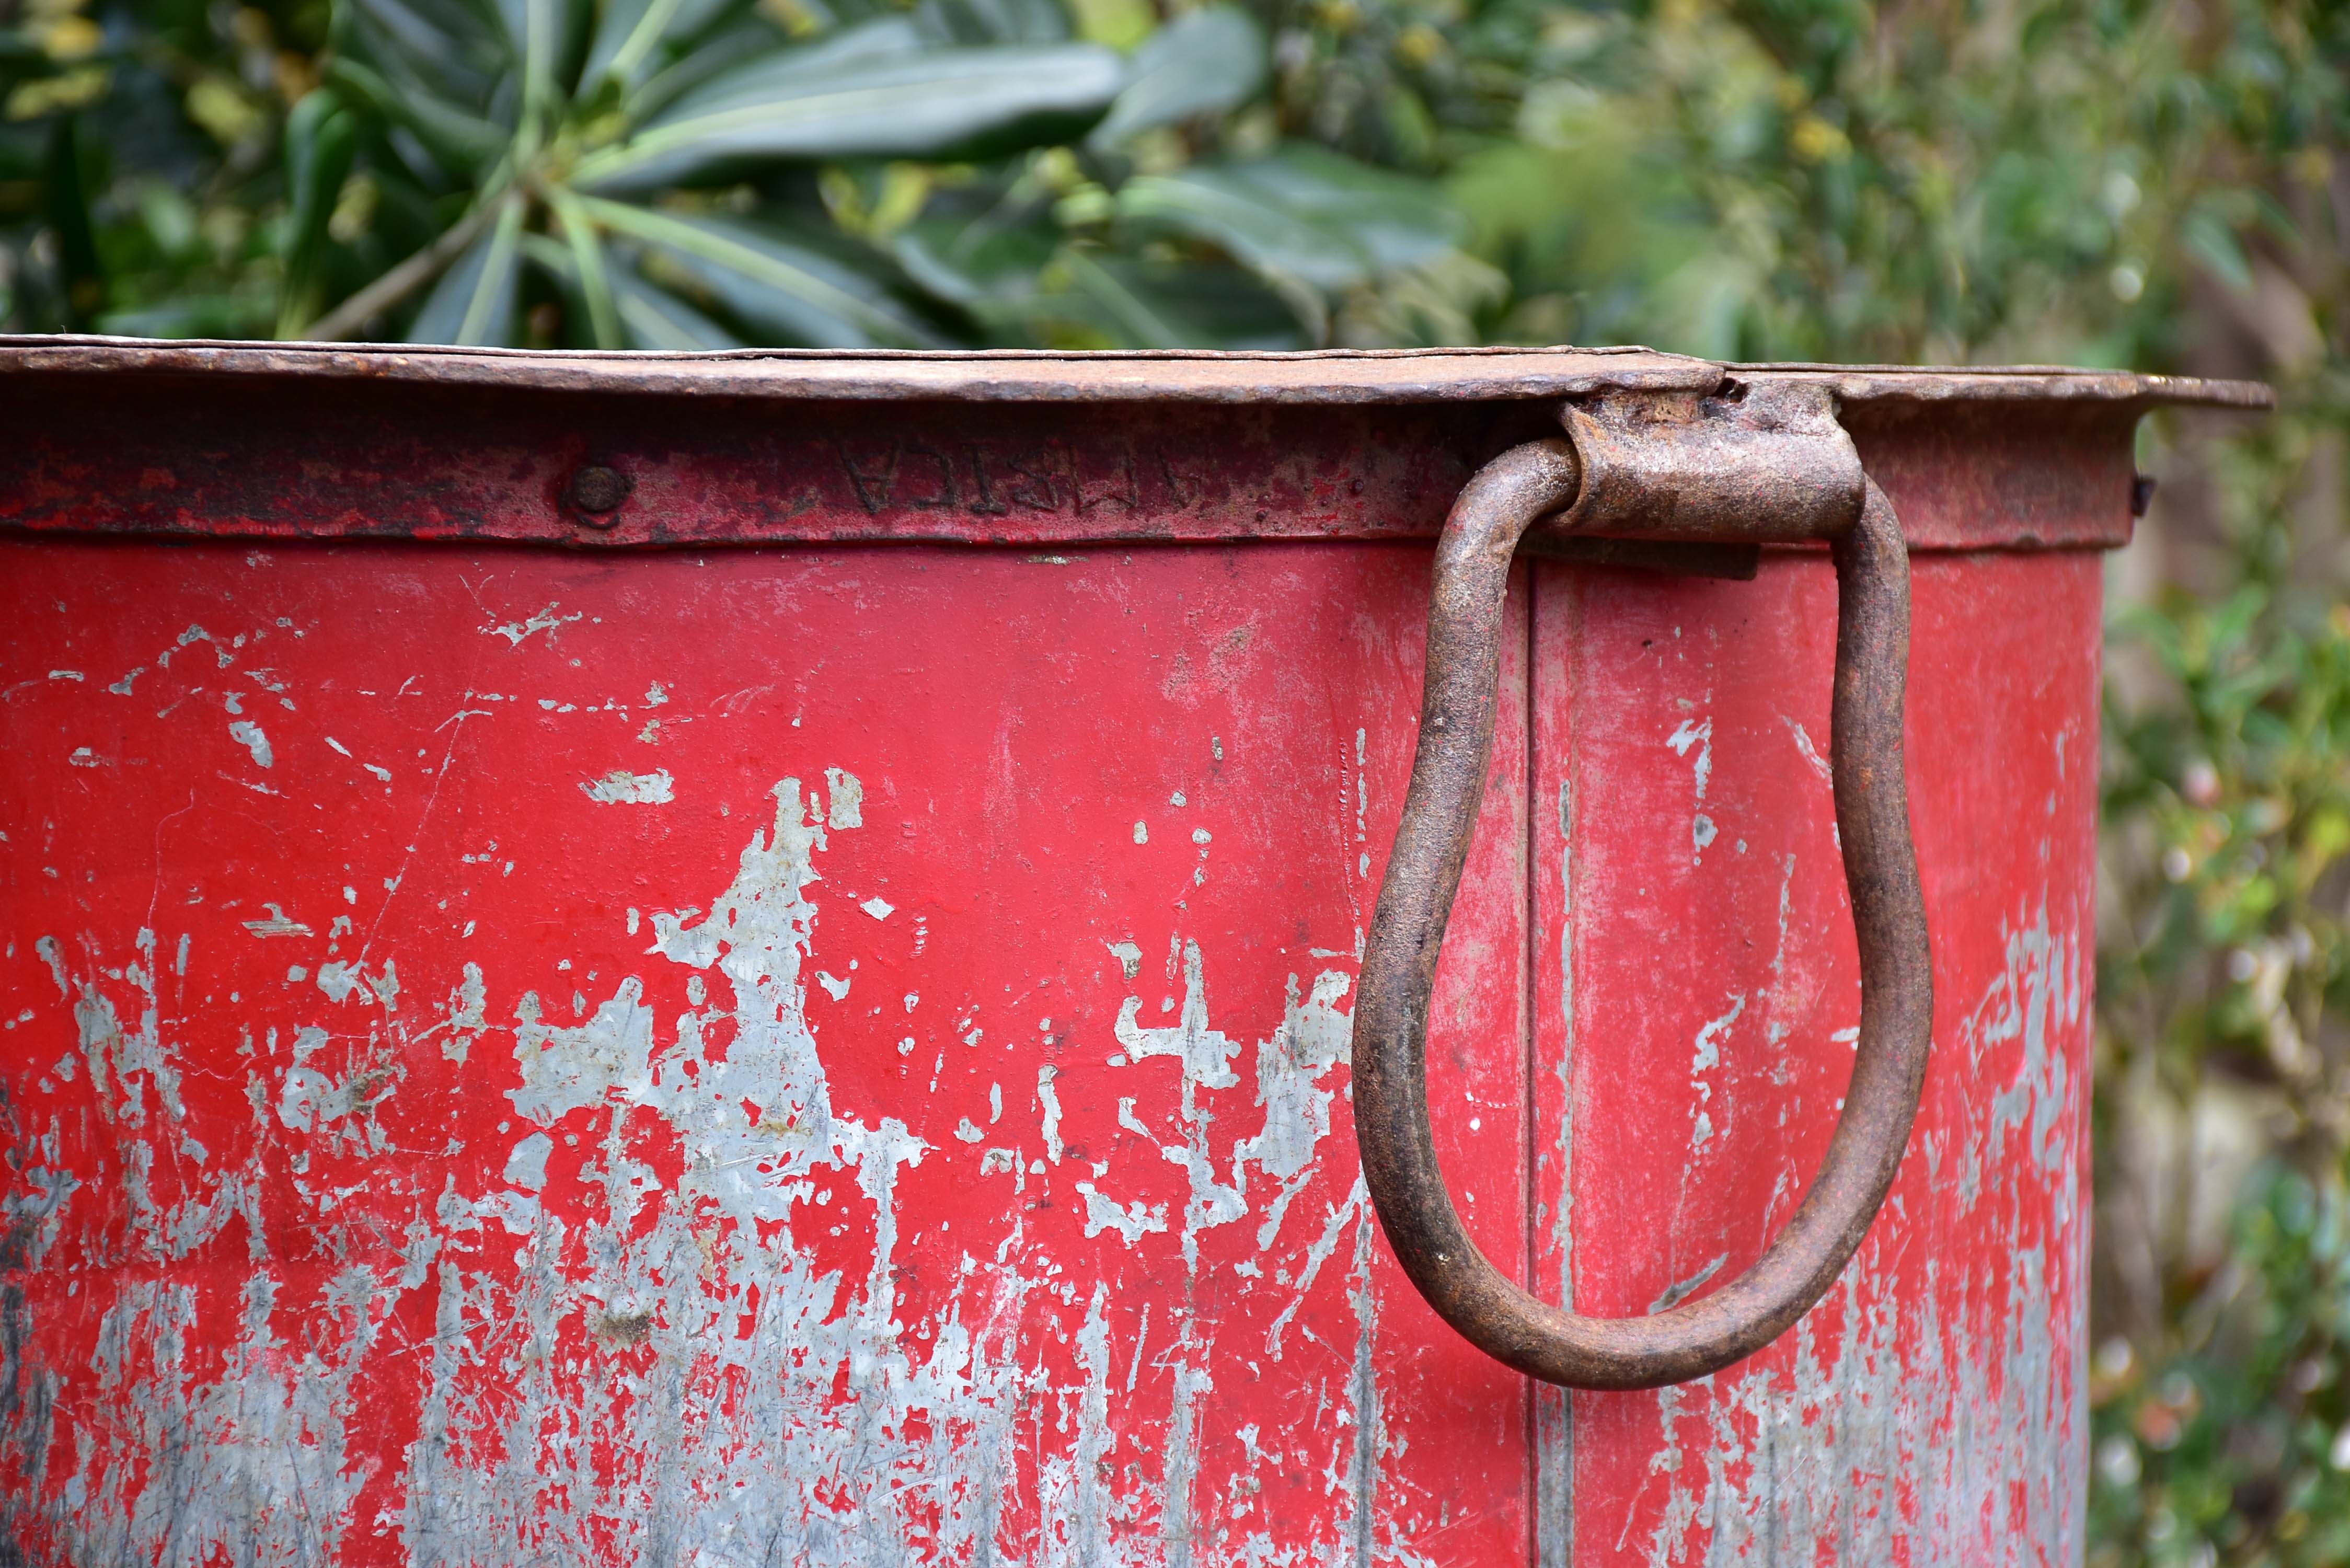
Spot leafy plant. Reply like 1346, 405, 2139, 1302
268, 0, 1485, 345
2087, 1162, 2350, 1566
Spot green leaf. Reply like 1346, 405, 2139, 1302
341, 0, 512, 111
1050, 249, 1304, 349
501, 0, 581, 155
1115, 143, 1461, 292
611, 268, 743, 349
890, 210, 1062, 309
492, 0, 587, 80
546, 184, 623, 348
577, 195, 939, 346
582, 0, 738, 90
326, 56, 511, 174
621, 14, 822, 124
919, 0, 1070, 47
1055, 249, 1180, 345
41, 116, 104, 330
277, 90, 360, 337
637, 15, 926, 118
1088, 8, 1265, 149
282, 92, 357, 235
409, 193, 525, 344
524, 228, 739, 347
574, 36, 1124, 190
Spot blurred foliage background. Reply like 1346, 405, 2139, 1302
1, 0, 2345, 1556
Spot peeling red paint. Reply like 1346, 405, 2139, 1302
0, 538, 1531, 1566
1537, 552, 2100, 1563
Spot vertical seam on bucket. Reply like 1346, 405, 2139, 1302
1548, 568, 1580, 1568
1520, 559, 1541, 1568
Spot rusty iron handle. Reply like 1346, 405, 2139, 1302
1351, 424, 1932, 1391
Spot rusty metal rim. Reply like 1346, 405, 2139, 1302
0, 335, 1719, 405
0, 335, 2270, 410
0, 332, 1683, 364
1746, 364, 2273, 410
1350, 438, 1933, 1391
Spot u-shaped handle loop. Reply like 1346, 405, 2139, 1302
1350, 426, 1932, 1391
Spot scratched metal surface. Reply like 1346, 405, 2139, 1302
1529, 554, 2098, 1565
0, 537, 1533, 1566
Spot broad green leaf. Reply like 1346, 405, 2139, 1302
1116, 144, 1461, 292
409, 193, 525, 343
574, 39, 1124, 190
1088, 8, 1265, 148
578, 195, 939, 346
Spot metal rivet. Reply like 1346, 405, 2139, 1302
568, 465, 631, 522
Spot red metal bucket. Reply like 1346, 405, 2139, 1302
0, 340, 2266, 1564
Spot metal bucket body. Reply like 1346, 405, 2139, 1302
0, 343, 2260, 1565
